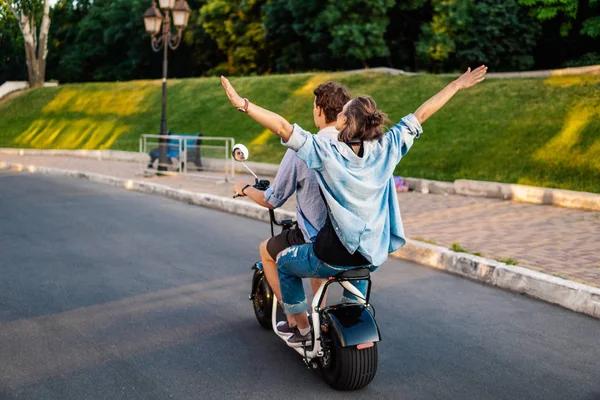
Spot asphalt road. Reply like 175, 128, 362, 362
0, 170, 599, 400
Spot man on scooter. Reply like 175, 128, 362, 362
232, 82, 351, 334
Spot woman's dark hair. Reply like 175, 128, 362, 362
314, 82, 351, 123
338, 96, 390, 143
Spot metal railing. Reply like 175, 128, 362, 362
139, 134, 235, 181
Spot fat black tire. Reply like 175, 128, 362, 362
319, 327, 378, 390
251, 271, 273, 329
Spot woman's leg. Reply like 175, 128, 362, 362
311, 278, 327, 308
277, 244, 351, 330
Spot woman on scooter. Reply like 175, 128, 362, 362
221, 66, 488, 346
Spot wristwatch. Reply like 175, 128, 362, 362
241, 184, 252, 195
238, 98, 249, 113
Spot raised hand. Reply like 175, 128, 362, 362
221, 76, 245, 109
453, 65, 488, 90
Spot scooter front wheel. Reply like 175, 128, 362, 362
319, 328, 378, 390
251, 269, 273, 329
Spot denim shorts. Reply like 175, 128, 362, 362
276, 244, 376, 314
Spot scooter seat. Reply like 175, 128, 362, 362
334, 267, 371, 280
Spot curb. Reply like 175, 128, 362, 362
393, 241, 600, 319
2, 148, 598, 211
2, 160, 599, 320
342, 65, 600, 79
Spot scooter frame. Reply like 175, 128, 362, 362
270, 273, 370, 364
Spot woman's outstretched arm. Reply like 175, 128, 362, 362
221, 76, 294, 141
414, 65, 488, 124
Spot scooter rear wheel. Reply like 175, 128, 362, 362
251, 270, 273, 329
319, 329, 378, 390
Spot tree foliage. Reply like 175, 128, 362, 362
519, 0, 600, 37
1, 0, 598, 83
200, 0, 267, 74
416, 0, 471, 65
455, 0, 541, 71
0, 2, 26, 81
417, 0, 543, 71
321, 0, 395, 66
263, 0, 395, 71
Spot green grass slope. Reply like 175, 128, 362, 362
1, 72, 598, 193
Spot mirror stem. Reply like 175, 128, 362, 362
240, 161, 258, 181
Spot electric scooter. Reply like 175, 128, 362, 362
232, 144, 380, 390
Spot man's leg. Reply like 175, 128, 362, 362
259, 239, 296, 327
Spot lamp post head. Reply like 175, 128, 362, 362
172, 0, 191, 30
158, 0, 176, 10
143, 2, 163, 35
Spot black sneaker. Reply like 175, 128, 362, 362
276, 321, 296, 336
286, 329, 313, 348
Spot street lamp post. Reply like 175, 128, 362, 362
143, 0, 191, 172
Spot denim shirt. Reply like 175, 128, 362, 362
264, 126, 339, 242
282, 114, 423, 266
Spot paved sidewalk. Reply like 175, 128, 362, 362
3, 154, 600, 288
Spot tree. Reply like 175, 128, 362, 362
416, 0, 471, 67
519, 0, 600, 37
199, 0, 267, 75
264, 0, 395, 72
2, 0, 52, 87
44, 0, 92, 83
0, 1, 27, 82
320, 0, 395, 67
417, 0, 542, 71
263, 0, 311, 72
384, 0, 431, 71
57, 0, 161, 82
455, 0, 541, 71
517, 0, 599, 67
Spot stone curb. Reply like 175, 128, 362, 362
2, 160, 599, 320
453, 180, 600, 212
2, 148, 599, 211
392, 240, 600, 319
343, 65, 600, 79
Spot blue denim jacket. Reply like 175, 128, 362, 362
264, 127, 339, 242
282, 114, 423, 267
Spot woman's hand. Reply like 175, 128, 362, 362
221, 76, 245, 109
220, 75, 294, 141
453, 65, 488, 90
414, 65, 488, 124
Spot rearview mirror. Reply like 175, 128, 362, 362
232, 144, 249, 162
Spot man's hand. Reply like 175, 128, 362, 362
453, 65, 488, 90
221, 76, 245, 109
233, 181, 249, 197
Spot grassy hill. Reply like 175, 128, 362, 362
1, 72, 599, 193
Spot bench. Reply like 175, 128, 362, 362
148, 131, 203, 171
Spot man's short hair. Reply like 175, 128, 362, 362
314, 82, 351, 123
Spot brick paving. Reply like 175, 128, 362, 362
3, 154, 599, 288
